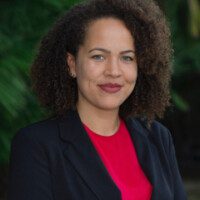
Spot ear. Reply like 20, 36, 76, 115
66, 52, 76, 78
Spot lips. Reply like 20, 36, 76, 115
98, 83, 122, 93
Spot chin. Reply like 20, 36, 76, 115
95, 101, 122, 111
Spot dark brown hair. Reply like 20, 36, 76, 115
31, 0, 172, 123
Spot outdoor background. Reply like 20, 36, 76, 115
0, 0, 200, 199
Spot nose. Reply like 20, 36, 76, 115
104, 57, 122, 77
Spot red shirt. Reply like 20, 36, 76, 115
83, 119, 152, 200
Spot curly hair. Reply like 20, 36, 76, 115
31, 0, 172, 123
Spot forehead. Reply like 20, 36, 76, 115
82, 17, 135, 49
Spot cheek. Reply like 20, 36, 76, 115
76, 65, 100, 87
78, 62, 102, 82
125, 67, 138, 84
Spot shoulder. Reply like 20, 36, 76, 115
130, 117, 170, 136
12, 117, 60, 147
150, 120, 171, 141
129, 117, 172, 151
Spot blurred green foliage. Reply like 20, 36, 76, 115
0, 0, 200, 164
163, 0, 200, 112
0, 0, 80, 164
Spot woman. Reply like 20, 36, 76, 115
8, 0, 187, 199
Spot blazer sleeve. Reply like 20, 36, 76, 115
166, 130, 187, 199
7, 128, 54, 200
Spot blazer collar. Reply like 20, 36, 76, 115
58, 109, 156, 199
59, 109, 149, 143
59, 109, 121, 200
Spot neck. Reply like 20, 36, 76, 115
76, 103, 120, 136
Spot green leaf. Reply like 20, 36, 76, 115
171, 90, 190, 112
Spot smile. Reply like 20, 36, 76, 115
98, 83, 122, 93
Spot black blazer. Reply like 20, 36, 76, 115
8, 109, 187, 200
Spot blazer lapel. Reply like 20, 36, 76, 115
124, 118, 171, 200
125, 118, 155, 188
58, 109, 121, 200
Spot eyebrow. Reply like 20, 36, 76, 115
88, 48, 135, 54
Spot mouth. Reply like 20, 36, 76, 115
98, 83, 122, 93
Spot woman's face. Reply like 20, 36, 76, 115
67, 17, 137, 112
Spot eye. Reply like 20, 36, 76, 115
121, 55, 134, 62
91, 55, 104, 61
